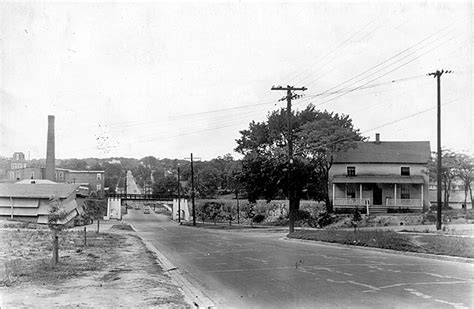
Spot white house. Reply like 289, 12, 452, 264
329, 134, 431, 214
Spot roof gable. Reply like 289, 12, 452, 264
333, 141, 431, 164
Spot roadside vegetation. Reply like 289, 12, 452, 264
288, 229, 474, 258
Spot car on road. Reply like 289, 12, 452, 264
144, 207, 150, 214
135, 204, 140, 210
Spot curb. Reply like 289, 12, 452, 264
283, 237, 474, 264
126, 222, 215, 309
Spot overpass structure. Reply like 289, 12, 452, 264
105, 193, 190, 221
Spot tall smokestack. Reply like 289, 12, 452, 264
45, 115, 55, 181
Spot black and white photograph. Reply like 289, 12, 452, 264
0, 0, 472, 308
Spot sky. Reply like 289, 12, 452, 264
0, 1, 472, 161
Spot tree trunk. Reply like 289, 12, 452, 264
323, 166, 333, 213
464, 188, 468, 213
469, 184, 473, 209
52, 229, 59, 265
325, 195, 333, 213
288, 197, 300, 233
96, 219, 100, 234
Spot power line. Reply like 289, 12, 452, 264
301, 31, 461, 109
314, 25, 454, 100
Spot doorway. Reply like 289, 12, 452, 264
373, 184, 383, 205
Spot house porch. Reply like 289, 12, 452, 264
331, 175, 425, 213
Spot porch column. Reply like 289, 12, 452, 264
394, 184, 397, 207
359, 184, 362, 206
421, 183, 424, 207
332, 183, 335, 205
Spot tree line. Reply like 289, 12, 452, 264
427, 150, 473, 209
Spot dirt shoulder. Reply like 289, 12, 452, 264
0, 222, 189, 308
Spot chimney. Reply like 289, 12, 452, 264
375, 133, 380, 144
45, 115, 55, 181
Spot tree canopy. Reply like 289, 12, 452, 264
235, 104, 364, 221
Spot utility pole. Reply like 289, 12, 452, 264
428, 70, 452, 231
177, 164, 181, 223
185, 153, 200, 226
190, 153, 196, 226
271, 85, 307, 233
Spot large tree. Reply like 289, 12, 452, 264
295, 112, 364, 212
236, 104, 363, 231
59, 158, 88, 170
152, 176, 179, 196
103, 162, 125, 194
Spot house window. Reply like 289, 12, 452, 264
59, 172, 64, 180
97, 173, 102, 181
347, 166, 356, 176
346, 184, 356, 198
97, 184, 101, 191
401, 184, 410, 199
401, 167, 410, 176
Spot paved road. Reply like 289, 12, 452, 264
126, 170, 142, 194
125, 210, 474, 308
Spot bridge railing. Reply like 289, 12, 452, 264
106, 193, 189, 201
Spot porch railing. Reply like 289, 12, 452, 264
334, 198, 371, 207
386, 198, 422, 208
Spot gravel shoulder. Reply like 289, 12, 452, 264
0, 222, 189, 308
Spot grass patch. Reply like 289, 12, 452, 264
0, 229, 122, 287
111, 224, 134, 231
416, 235, 474, 258
288, 229, 474, 258
289, 229, 417, 251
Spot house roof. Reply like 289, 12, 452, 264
333, 141, 431, 164
0, 183, 80, 199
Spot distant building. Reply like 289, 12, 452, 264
55, 168, 105, 197
6, 166, 104, 197
0, 183, 84, 224
6, 152, 29, 180
329, 134, 431, 213
7, 167, 43, 182
108, 159, 122, 165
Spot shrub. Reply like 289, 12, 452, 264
353, 207, 362, 222
423, 212, 437, 223
296, 209, 311, 221
317, 212, 336, 227
252, 214, 265, 223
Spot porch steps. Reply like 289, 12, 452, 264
368, 206, 387, 215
